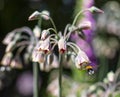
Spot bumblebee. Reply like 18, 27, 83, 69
85, 65, 94, 75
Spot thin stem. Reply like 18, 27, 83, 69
38, 17, 42, 27
72, 9, 88, 26
65, 27, 80, 41
49, 17, 57, 32
67, 42, 78, 54
47, 28, 58, 35
59, 54, 62, 97
33, 62, 39, 97
40, 13, 57, 32
67, 42, 80, 52
64, 24, 71, 37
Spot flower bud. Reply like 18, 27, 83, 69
78, 21, 92, 30
41, 10, 50, 20
107, 71, 114, 82
33, 26, 41, 38
75, 50, 90, 69
41, 30, 50, 40
89, 6, 104, 13
28, 11, 40, 21
58, 37, 67, 54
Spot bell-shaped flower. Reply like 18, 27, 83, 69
78, 21, 92, 30
1, 52, 13, 66
38, 37, 51, 54
75, 50, 90, 69
58, 37, 67, 54
32, 49, 45, 64
10, 56, 23, 69
41, 30, 50, 40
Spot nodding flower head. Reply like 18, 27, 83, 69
41, 30, 50, 40
38, 37, 51, 54
75, 50, 90, 70
58, 37, 67, 54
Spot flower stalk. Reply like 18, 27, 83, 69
59, 53, 62, 97
33, 62, 39, 97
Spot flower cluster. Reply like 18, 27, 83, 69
1, 6, 103, 74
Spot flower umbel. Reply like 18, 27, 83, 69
0, 6, 103, 97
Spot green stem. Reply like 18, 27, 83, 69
38, 17, 42, 27
33, 62, 39, 97
49, 17, 57, 32
72, 9, 88, 26
59, 54, 62, 97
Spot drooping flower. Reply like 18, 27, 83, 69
38, 37, 51, 54
75, 50, 90, 70
58, 36, 67, 54
41, 30, 50, 40
1, 52, 13, 66
32, 49, 45, 64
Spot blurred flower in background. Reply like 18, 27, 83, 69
16, 72, 34, 96
93, 1, 120, 59
81, 68, 120, 97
